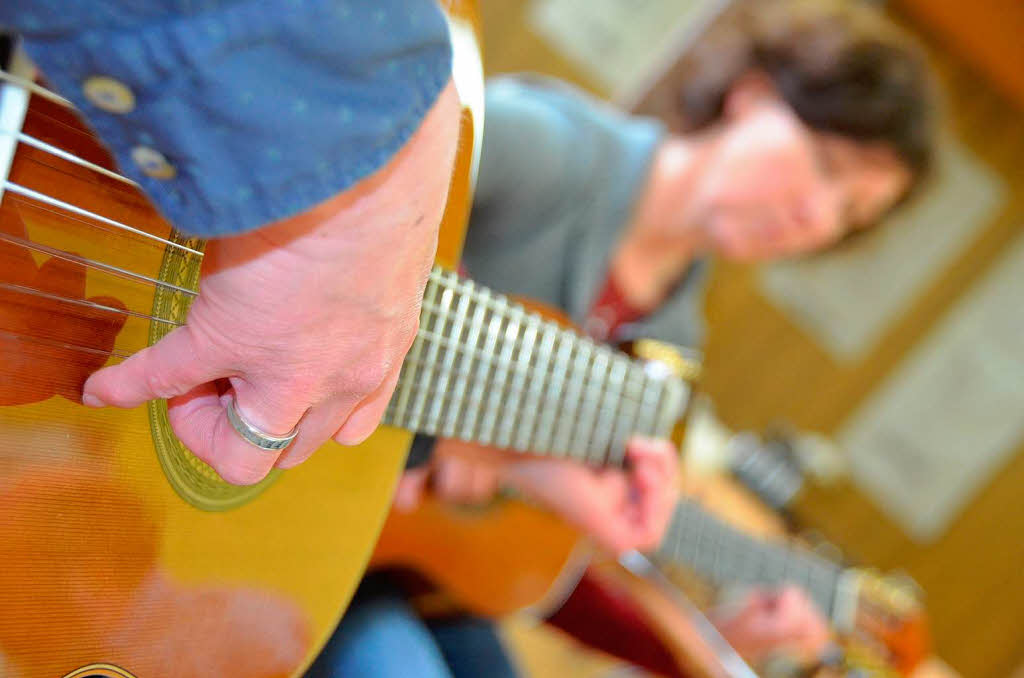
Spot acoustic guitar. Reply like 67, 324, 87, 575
0, 6, 690, 677
374, 477, 929, 675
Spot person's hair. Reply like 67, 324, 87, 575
643, 0, 936, 177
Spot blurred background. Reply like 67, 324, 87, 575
477, 1, 1024, 677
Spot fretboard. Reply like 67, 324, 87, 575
383, 268, 690, 466
655, 500, 844, 620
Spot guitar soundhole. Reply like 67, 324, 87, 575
147, 230, 280, 511
61, 664, 137, 678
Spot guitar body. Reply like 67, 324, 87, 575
372, 495, 587, 618
0, 4, 481, 677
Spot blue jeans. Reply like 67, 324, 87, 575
308, 576, 520, 678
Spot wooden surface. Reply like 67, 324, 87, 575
480, 2, 1023, 676
895, 0, 1024, 112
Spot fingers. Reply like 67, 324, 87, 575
394, 468, 429, 512
274, 396, 349, 469
625, 436, 678, 480
167, 387, 285, 486
433, 454, 501, 505
333, 362, 403, 446
82, 325, 222, 408
622, 437, 680, 551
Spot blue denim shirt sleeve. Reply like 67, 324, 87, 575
2, 1, 452, 237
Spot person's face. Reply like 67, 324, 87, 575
688, 73, 913, 261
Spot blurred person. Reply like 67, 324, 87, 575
1, 2, 461, 485
314, 0, 937, 676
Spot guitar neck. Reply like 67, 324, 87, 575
655, 500, 844, 622
383, 268, 690, 466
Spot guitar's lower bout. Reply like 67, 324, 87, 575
372, 496, 589, 619
0, 1, 481, 674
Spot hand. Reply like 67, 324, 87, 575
81, 81, 460, 485
503, 437, 681, 555
393, 437, 680, 555
712, 586, 832, 666
393, 438, 505, 511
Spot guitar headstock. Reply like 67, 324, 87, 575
840, 570, 930, 675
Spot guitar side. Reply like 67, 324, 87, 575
372, 495, 588, 618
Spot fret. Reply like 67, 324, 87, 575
691, 506, 714, 577
713, 528, 741, 584
458, 287, 497, 440
654, 379, 689, 439
607, 364, 645, 466
442, 283, 486, 437
386, 275, 441, 429
495, 307, 536, 449
465, 303, 506, 444
761, 544, 784, 588
385, 267, 697, 468
423, 272, 472, 434
787, 546, 811, 596
663, 503, 692, 563
477, 300, 520, 445
532, 329, 575, 455
683, 504, 707, 568
737, 538, 764, 586
634, 370, 665, 437
555, 339, 593, 458
570, 346, 609, 464
513, 317, 557, 451
786, 550, 809, 591
658, 500, 846, 623
809, 559, 842, 618
589, 354, 628, 466
406, 282, 457, 431
656, 506, 681, 561
714, 529, 741, 584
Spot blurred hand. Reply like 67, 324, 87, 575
395, 436, 681, 555
82, 81, 460, 485
712, 586, 832, 666
394, 437, 504, 511
504, 437, 680, 554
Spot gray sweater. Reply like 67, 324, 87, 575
463, 76, 708, 348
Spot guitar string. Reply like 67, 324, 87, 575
1, 318, 650, 464
0, 327, 132, 360
0, 68, 73, 107
0, 270, 662, 420
0, 224, 664, 415
0, 229, 198, 297
3, 182, 204, 257
2, 129, 139, 186
0, 274, 663, 414
0, 116, 666, 398
665, 501, 842, 611
0, 281, 180, 326
0, 78, 202, 257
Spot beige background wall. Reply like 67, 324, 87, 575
479, 2, 1024, 676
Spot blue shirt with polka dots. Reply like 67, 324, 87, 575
3, 1, 452, 237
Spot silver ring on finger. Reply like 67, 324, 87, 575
226, 394, 299, 452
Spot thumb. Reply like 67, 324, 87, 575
83, 325, 224, 408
